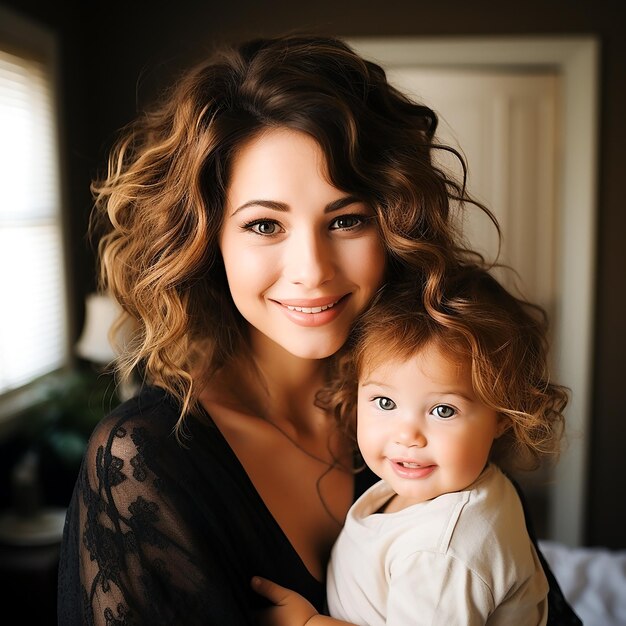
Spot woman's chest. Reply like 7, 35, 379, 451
205, 405, 355, 581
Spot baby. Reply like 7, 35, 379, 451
254, 264, 568, 626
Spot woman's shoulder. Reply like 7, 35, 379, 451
83, 385, 183, 466
82, 384, 227, 475
111, 383, 179, 418
92, 384, 178, 432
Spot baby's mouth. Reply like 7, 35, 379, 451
398, 461, 422, 469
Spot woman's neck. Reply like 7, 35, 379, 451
212, 338, 331, 430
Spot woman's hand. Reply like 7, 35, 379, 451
251, 576, 318, 626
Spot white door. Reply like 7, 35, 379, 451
349, 37, 600, 547
387, 67, 559, 320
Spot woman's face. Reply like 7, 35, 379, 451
220, 128, 385, 361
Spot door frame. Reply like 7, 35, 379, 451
348, 36, 600, 547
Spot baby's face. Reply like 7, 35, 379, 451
356, 342, 505, 509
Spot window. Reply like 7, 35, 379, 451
0, 9, 69, 405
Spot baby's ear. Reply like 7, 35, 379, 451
494, 415, 510, 439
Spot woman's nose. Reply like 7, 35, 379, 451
285, 231, 335, 287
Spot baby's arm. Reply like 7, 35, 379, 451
251, 577, 354, 626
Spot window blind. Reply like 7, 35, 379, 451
0, 46, 68, 394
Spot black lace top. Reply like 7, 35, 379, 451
57, 386, 377, 625
57, 386, 581, 625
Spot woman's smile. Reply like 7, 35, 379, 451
271, 295, 349, 326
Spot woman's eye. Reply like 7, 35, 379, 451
374, 397, 396, 411
245, 220, 280, 235
330, 214, 365, 230
432, 405, 456, 419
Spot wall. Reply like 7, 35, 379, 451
3, 0, 625, 549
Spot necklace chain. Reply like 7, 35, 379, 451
260, 414, 342, 467
259, 414, 352, 527
216, 377, 357, 527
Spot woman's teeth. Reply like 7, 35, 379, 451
285, 301, 337, 314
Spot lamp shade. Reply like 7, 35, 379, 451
75, 293, 123, 364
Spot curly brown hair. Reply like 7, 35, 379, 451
91, 33, 494, 422
322, 264, 568, 472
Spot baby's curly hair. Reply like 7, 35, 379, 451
321, 264, 568, 473
91, 33, 495, 422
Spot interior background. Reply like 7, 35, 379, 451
1, 0, 624, 549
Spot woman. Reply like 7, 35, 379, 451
57, 34, 576, 625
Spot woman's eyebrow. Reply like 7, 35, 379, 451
231, 199, 288, 216
230, 195, 363, 217
324, 195, 364, 213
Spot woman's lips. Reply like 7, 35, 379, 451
284, 300, 338, 314
272, 295, 349, 327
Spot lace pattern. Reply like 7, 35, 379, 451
58, 390, 262, 625
76, 420, 207, 624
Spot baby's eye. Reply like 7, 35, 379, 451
431, 405, 456, 419
374, 397, 396, 411
244, 220, 280, 235
329, 214, 366, 231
